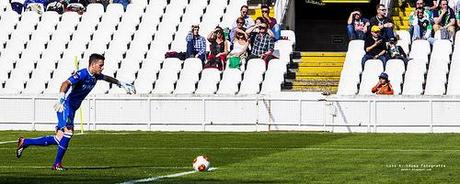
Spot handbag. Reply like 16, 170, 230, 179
228, 57, 241, 69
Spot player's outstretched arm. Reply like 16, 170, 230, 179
103, 76, 136, 94
53, 80, 71, 112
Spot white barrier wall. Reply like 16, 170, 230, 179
1, 93, 460, 133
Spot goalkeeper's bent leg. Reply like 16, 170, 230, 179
23, 135, 59, 148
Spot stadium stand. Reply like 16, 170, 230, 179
0, 0, 295, 95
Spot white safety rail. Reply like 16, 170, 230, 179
2, 93, 460, 133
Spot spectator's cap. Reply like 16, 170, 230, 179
371, 26, 380, 33
379, 72, 389, 80
389, 37, 397, 43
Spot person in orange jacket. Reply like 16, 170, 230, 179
372, 72, 394, 95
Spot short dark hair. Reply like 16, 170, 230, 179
255, 17, 265, 23
240, 5, 248, 10
376, 4, 385, 10
236, 17, 245, 23
89, 53, 105, 65
261, 4, 270, 10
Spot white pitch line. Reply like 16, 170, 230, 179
0, 166, 190, 169
0, 140, 16, 145
120, 167, 217, 184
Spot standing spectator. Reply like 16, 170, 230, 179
387, 37, 409, 65
372, 72, 394, 95
247, 22, 275, 64
186, 25, 207, 65
207, 27, 229, 71
230, 17, 247, 43
11, 0, 25, 14
233, 5, 254, 29
411, 7, 433, 41
228, 30, 249, 69
370, 4, 395, 41
346, 9, 370, 40
260, 4, 281, 40
362, 26, 389, 68
433, 0, 456, 40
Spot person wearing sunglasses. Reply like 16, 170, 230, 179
247, 22, 275, 65
370, 4, 395, 41
206, 26, 229, 71
347, 8, 369, 40
260, 4, 281, 40
408, 0, 433, 41
232, 5, 254, 29
230, 17, 247, 42
433, 0, 455, 40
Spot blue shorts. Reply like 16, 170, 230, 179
56, 103, 76, 130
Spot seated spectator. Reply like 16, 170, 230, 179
186, 25, 207, 65
260, 4, 281, 40
387, 37, 408, 65
372, 72, 394, 95
24, 0, 47, 14
68, 0, 89, 7
230, 17, 247, 43
233, 5, 254, 29
228, 30, 249, 69
67, 2, 86, 14
246, 17, 275, 44
370, 4, 395, 41
112, 0, 129, 10
11, 0, 25, 14
411, 7, 433, 41
46, 0, 67, 14
207, 26, 229, 71
346, 9, 369, 40
247, 22, 276, 64
362, 26, 389, 68
433, 0, 456, 40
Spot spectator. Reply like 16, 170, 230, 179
247, 22, 276, 64
387, 37, 409, 65
228, 29, 249, 69
246, 17, 275, 45
362, 26, 389, 68
207, 26, 229, 71
229, 17, 247, 43
433, 0, 456, 40
68, 0, 89, 7
428, 0, 439, 10
186, 25, 207, 65
260, 4, 281, 40
370, 4, 395, 41
411, 7, 433, 41
372, 72, 394, 95
233, 5, 254, 29
11, 0, 25, 14
46, 0, 67, 14
112, 0, 129, 10
24, 0, 47, 14
346, 9, 370, 40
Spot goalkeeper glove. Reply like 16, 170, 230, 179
53, 92, 65, 112
118, 81, 136, 94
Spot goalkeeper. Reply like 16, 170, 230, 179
15, 54, 135, 170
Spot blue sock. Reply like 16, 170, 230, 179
54, 132, 72, 165
23, 136, 58, 148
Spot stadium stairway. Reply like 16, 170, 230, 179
391, 5, 413, 30
283, 52, 344, 93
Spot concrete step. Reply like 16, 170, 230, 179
290, 86, 338, 93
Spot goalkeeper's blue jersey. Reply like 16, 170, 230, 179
66, 69, 104, 110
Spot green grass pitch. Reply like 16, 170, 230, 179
1, 131, 459, 183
